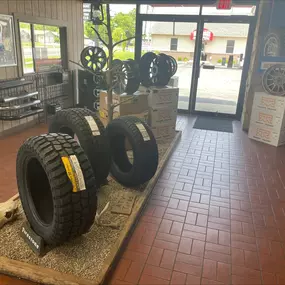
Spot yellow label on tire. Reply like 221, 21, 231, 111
61, 156, 86, 193
62, 157, 78, 193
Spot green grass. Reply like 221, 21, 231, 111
111, 50, 147, 61
112, 50, 135, 61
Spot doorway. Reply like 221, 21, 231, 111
137, 3, 257, 119
193, 22, 250, 116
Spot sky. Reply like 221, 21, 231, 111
109, 4, 136, 15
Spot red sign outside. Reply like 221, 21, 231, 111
190, 29, 214, 42
216, 0, 232, 10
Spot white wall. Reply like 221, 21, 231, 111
152, 34, 247, 55
151, 35, 195, 52
206, 37, 247, 55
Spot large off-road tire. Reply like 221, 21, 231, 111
16, 133, 97, 245
106, 116, 159, 187
49, 108, 111, 186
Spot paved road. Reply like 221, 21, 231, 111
176, 63, 243, 114
23, 47, 61, 57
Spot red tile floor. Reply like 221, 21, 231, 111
2, 116, 285, 284
0, 124, 47, 202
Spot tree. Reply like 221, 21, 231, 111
112, 27, 126, 50
84, 7, 136, 49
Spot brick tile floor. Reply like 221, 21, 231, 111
0, 124, 47, 202
108, 115, 285, 285
2, 116, 285, 284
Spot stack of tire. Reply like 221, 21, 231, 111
16, 108, 158, 246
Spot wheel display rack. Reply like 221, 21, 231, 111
0, 71, 72, 122
0, 79, 43, 121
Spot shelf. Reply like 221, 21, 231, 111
0, 100, 41, 111
0, 91, 39, 103
0, 108, 44, 121
0, 79, 34, 90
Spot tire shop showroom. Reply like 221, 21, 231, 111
1, 1, 285, 285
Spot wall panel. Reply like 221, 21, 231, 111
32, 0, 40, 17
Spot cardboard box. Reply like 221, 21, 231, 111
99, 108, 148, 122
151, 124, 176, 140
252, 92, 285, 113
248, 123, 285, 147
99, 91, 149, 117
250, 107, 285, 130
148, 106, 177, 128
139, 86, 179, 108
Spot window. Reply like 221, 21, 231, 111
226, 40, 235, 53
20, 22, 63, 74
20, 22, 33, 73
170, 38, 178, 51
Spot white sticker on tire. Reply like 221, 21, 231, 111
136, 123, 150, 141
85, 116, 100, 136
69, 155, 86, 191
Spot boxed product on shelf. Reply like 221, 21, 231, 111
250, 107, 285, 129
252, 92, 285, 113
151, 124, 176, 141
248, 92, 285, 146
139, 86, 179, 108
148, 105, 177, 128
248, 123, 285, 147
99, 91, 149, 118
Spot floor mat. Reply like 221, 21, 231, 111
193, 116, 233, 133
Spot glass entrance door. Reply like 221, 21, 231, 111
141, 21, 198, 111
193, 22, 250, 115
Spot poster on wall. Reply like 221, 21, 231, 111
260, 0, 285, 71
259, 1, 285, 97
0, 14, 17, 68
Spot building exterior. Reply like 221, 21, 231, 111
20, 29, 59, 44
149, 22, 249, 63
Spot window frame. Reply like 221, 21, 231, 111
170, 37, 178, 51
13, 13, 68, 76
226, 39, 235, 54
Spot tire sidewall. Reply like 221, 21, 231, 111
107, 117, 158, 186
17, 146, 58, 240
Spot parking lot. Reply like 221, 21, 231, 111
176, 63, 243, 114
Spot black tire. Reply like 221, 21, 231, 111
49, 108, 111, 186
156, 54, 172, 87
140, 52, 159, 87
16, 133, 97, 245
106, 116, 159, 187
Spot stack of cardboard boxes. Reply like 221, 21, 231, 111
99, 86, 179, 141
146, 87, 179, 141
248, 92, 285, 146
99, 91, 149, 121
